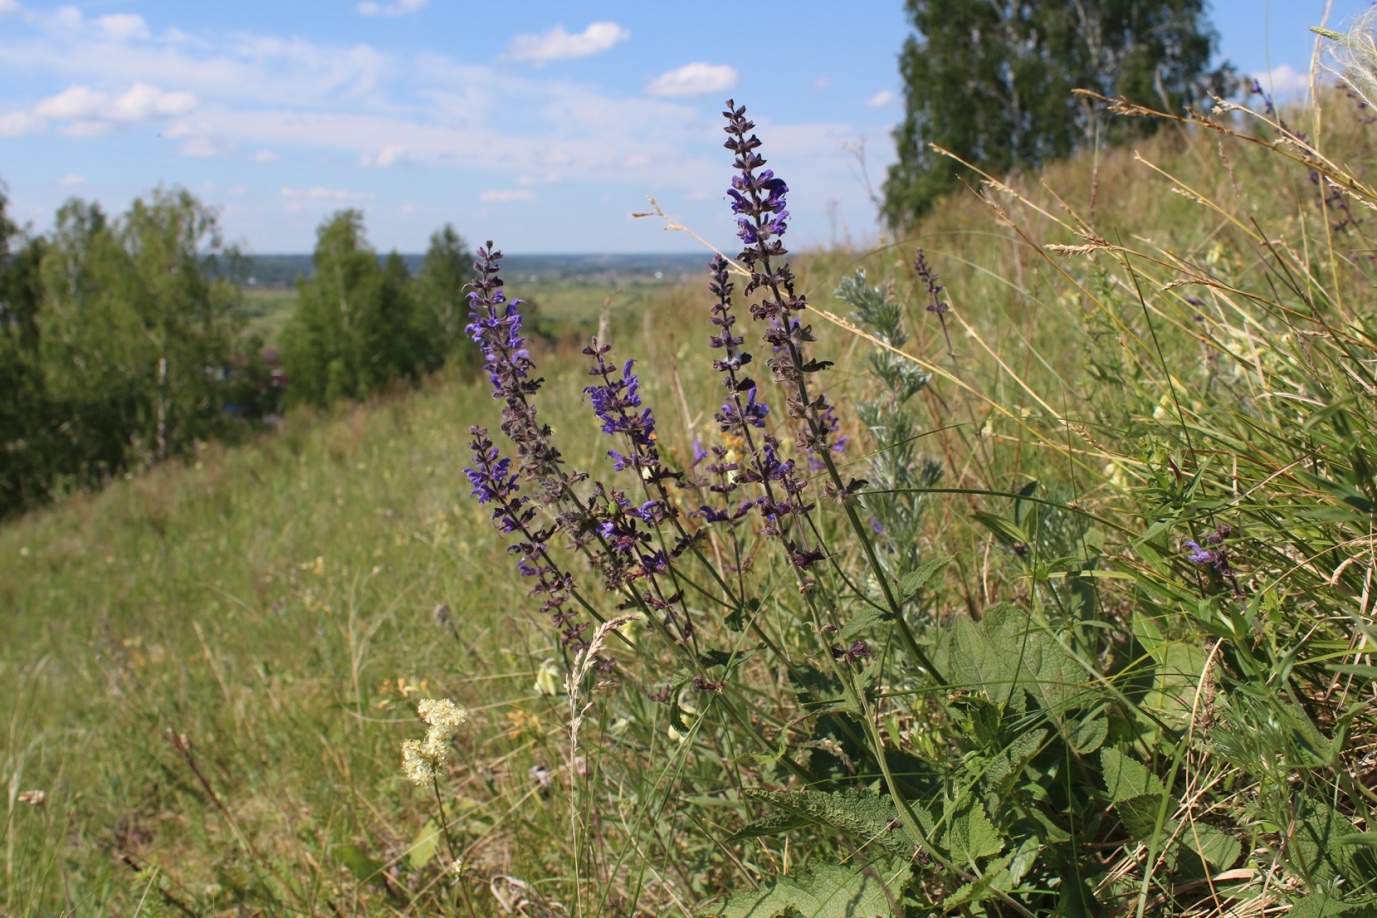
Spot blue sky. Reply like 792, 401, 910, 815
0, 1, 1368, 254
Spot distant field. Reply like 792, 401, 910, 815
237, 287, 298, 347
236, 270, 693, 349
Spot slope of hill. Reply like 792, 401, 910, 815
7, 89, 1377, 915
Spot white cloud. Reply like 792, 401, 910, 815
508, 22, 629, 64
179, 134, 235, 157
359, 143, 409, 167
96, 14, 149, 41
0, 0, 21, 15
357, 0, 427, 17
280, 186, 375, 200
865, 90, 897, 107
0, 110, 43, 136
33, 85, 103, 119
33, 82, 195, 124
52, 6, 81, 29
253, 149, 279, 163
58, 173, 85, 186
1252, 64, 1309, 98
646, 62, 737, 98
398, 203, 416, 213
480, 189, 534, 202
813, 77, 832, 91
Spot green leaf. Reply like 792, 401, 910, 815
1068, 716, 1108, 755
332, 844, 384, 883
704, 860, 910, 918
727, 809, 810, 843
943, 800, 1004, 864
944, 604, 1027, 712
1285, 895, 1377, 918
972, 512, 1031, 549
725, 598, 759, 633
1100, 747, 1167, 802
1115, 793, 1169, 840
1182, 823, 1240, 870
407, 819, 442, 870
982, 728, 1048, 791
898, 555, 953, 602
840, 606, 892, 643
744, 788, 920, 859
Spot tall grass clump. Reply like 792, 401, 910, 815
440, 38, 1377, 918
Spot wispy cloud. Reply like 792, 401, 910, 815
0, 0, 20, 15
508, 22, 629, 64
0, 110, 43, 137
1252, 63, 1309, 98
96, 13, 148, 41
359, 144, 410, 167
35, 82, 196, 121
280, 187, 375, 200
252, 149, 279, 163
58, 174, 85, 186
865, 90, 897, 107
645, 62, 737, 98
357, 0, 427, 17
479, 189, 534, 202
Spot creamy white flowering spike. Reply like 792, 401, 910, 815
417, 698, 469, 734
402, 697, 469, 786
402, 739, 438, 785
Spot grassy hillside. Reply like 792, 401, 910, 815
7, 89, 1377, 916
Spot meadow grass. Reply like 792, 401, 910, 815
239, 288, 299, 347
5, 83, 1377, 916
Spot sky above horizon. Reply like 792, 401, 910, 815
0, 0, 1369, 255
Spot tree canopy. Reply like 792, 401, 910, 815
882, 0, 1234, 227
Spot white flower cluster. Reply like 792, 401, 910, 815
401, 697, 469, 786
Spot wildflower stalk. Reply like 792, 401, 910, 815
466, 245, 819, 786
721, 99, 943, 683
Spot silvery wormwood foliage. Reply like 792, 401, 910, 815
834, 263, 941, 580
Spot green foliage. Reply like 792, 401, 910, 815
883, 0, 1234, 225
281, 210, 441, 407
705, 860, 911, 918
416, 223, 477, 370
0, 186, 245, 517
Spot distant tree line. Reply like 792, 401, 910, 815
0, 183, 475, 518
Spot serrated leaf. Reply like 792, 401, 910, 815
898, 555, 953, 602
943, 800, 1004, 864
1115, 793, 1169, 840
745, 788, 920, 858
840, 606, 892, 643
1100, 747, 1167, 803
727, 809, 810, 842
944, 604, 1026, 712
983, 728, 1048, 790
1285, 895, 1375, 918
407, 818, 442, 870
705, 860, 910, 918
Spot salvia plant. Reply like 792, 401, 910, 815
441, 85, 1377, 918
